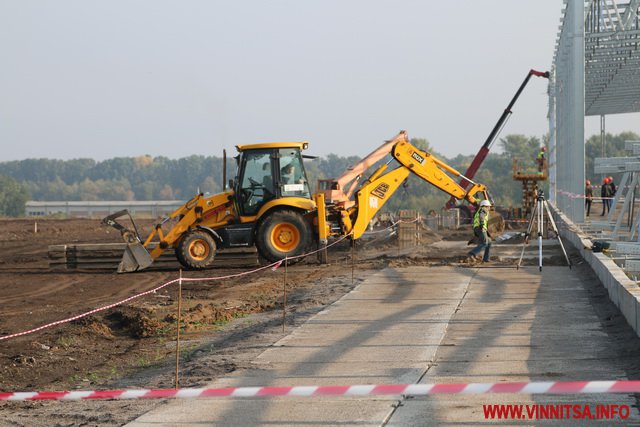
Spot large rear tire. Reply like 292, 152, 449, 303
176, 230, 216, 269
256, 210, 312, 263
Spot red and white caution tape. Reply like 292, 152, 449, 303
557, 189, 616, 201
1, 218, 414, 342
2, 381, 640, 401
0, 277, 177, 341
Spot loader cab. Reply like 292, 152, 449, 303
235, 143, 311, 216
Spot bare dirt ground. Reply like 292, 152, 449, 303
1, 218, 639, 426
0, 218, 445, 426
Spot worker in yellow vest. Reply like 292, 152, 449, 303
466, 200, 492, 263
536, 146, 546, 173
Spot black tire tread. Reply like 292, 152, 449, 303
176, 229, 216, 269
255, 210, 311, 263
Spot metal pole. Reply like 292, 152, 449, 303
543, 199, 572, 269
538, 196, 543, 271
601, 115, 606, 158
517, 202, 537, 270
631, 176, 637, 231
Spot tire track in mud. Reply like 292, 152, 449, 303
0, 272, 177, 330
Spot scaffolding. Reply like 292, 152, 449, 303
513, 159, 548, 217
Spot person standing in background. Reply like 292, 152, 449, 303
466, 200, 493, 263
601, 177, 612, 216
608, 176, 617, 196
536, 147, 546, 173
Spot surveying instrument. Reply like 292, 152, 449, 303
517, 189, 571, 271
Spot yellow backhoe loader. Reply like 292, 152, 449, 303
103, 131, 491, 272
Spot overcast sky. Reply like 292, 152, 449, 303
1, 1, 639, 162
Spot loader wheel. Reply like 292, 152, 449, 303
176, 230, 216, 270
256, 210, 311, 263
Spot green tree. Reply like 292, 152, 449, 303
159, 184, 175, 200
0, 175, 30, 216
319, 154, 362, 179
585, 131, 640, 184
499, 134, 543, 162
200, 176, 219, 195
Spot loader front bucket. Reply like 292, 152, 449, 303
117, 242, 154, 273
102, 209, 155, 273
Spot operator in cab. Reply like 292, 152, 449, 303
281, 162, 304, 184
466, 199, 492, 264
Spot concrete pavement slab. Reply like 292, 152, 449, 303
127, 267, 473, 426
127, 261, 640, 426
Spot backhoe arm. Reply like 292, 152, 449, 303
343, 137, 490, 239
392, 139, 488, 204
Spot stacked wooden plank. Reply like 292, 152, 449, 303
48, 243, 259, 271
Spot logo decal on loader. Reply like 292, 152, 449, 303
411, 151, 425, 164
372, 183, 390, 199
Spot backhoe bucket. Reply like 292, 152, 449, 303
487, 211, 505, 236
118, 242, 154, 273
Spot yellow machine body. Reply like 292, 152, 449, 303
104, 132, 491, 272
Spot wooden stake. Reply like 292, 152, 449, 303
175, 269, 183, 389
34, 221, 38, 234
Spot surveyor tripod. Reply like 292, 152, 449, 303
517, 190, 571, 271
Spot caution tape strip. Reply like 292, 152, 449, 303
557, 190, 616, 201
2, 381, 640, 401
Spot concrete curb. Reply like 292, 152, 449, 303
550, 205, 640, 337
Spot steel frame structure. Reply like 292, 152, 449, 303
551, 0, 640, 223
585, 0, 640, 115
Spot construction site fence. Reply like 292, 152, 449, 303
423, 209, 461, 230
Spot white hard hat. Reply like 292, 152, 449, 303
479, 200, 491, 207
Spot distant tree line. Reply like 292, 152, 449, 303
0, 131, 637, 216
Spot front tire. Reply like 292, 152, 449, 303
176, 230, 216, 269
256, 210, 312, 262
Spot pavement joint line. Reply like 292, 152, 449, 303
381, 269, 477, 426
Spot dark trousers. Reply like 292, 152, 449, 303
585, 199, 591, 216
601, 198, 611, 215
468, 228, 491, 262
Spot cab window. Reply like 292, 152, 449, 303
238, 150, 275, 215
278, 148, 310, 199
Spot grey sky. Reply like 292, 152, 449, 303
1, 1, 638, 162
